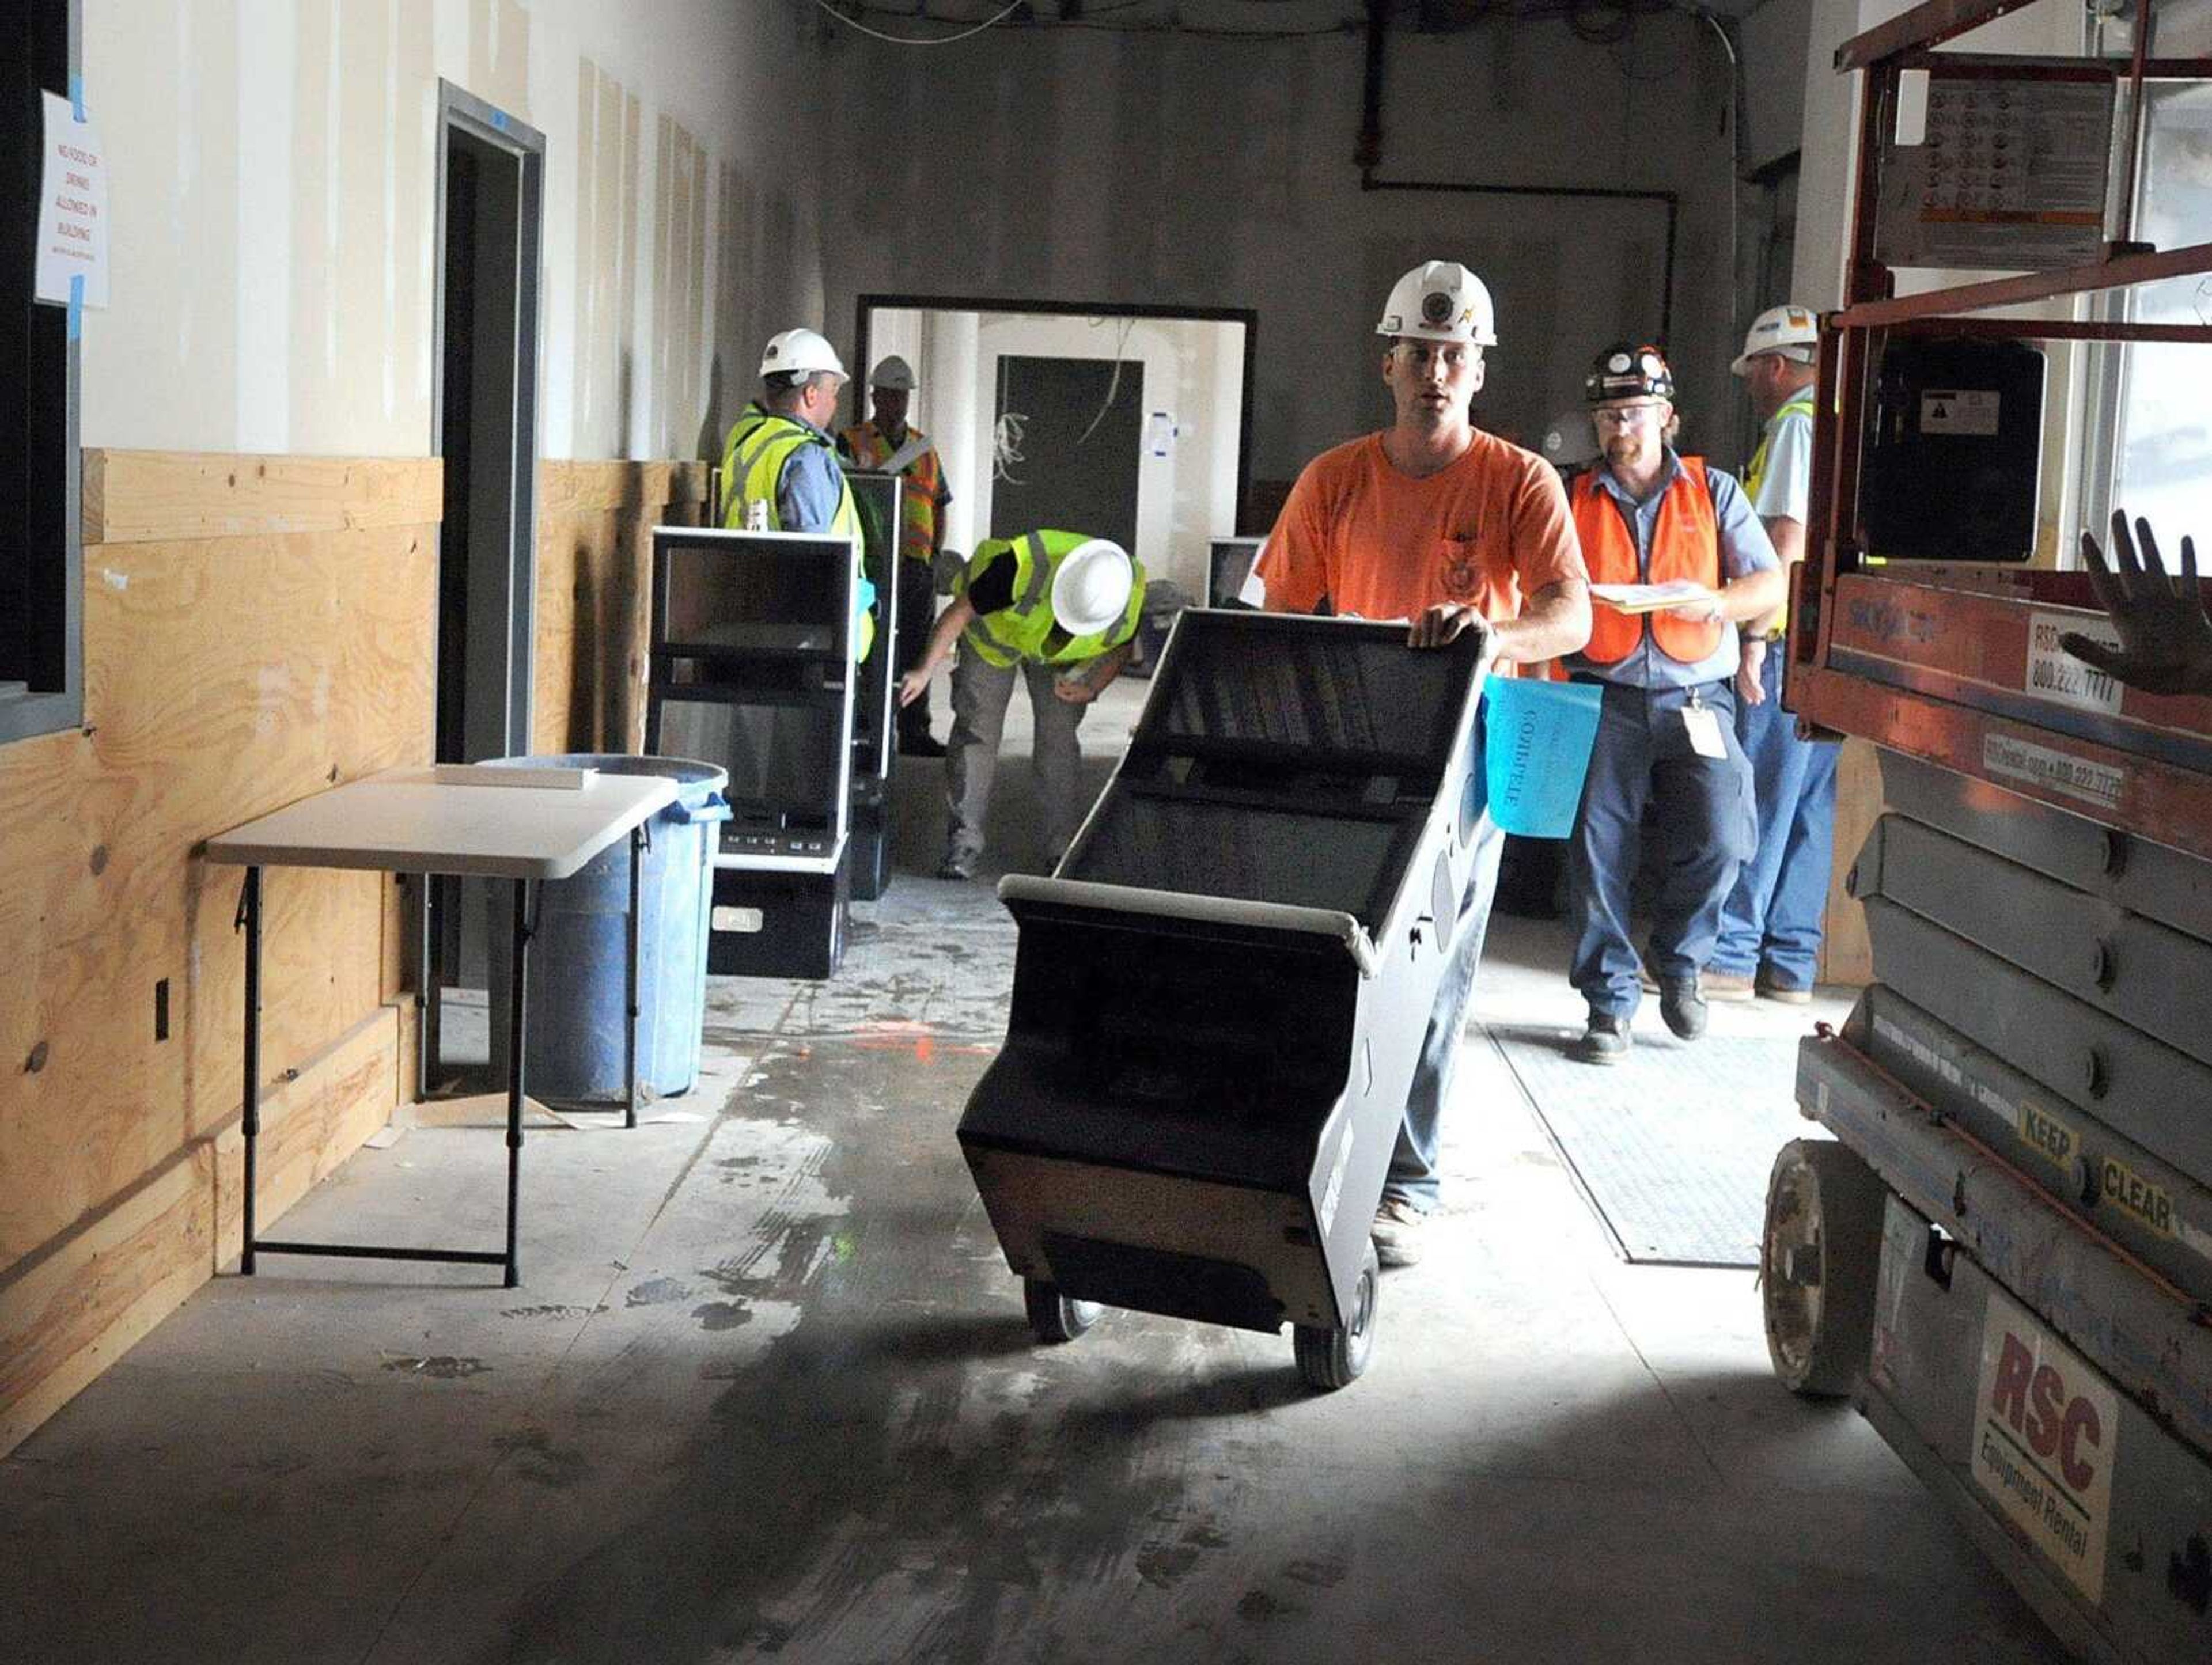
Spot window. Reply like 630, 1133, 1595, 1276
2101, 80, 2212, 542
2, 0, 82, 745
2084, 2, 2212, 549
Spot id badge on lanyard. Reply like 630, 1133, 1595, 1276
1680, 686, 1728, 760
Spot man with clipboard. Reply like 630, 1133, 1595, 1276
1563, 343, 1782, 1064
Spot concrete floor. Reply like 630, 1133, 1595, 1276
1, 676, 2069, 1665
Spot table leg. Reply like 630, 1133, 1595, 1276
416, 873, 437, 1103
240, 866, 262, 1276
504, 877, 529, 1288
626, 825, 643, 1129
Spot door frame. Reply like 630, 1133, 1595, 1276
418, 79, 546, 1101
853, 293, 1260, 533
432, 77, 546, 758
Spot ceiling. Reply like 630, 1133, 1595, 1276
812, 1, 1776, 45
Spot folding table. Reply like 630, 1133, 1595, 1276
205, 765, 679, 1286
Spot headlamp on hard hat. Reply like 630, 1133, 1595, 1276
1584, 342, 1675, 405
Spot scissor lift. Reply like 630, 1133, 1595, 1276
1763, 5, 2212, 1658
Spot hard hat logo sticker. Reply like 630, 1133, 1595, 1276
1421, 290, 1455, 326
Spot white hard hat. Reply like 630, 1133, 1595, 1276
1730, 304, 1820, 376
1376, 260, 1498, 347
870, 355, 916, 392
760, 328, 846, 381
1050, 539, 1135, 636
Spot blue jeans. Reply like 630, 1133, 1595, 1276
1711, 650, 1840, 992
1569, 678, 1756, 1018
1386, 813, 1506, 1210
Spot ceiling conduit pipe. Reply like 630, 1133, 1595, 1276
1354, 0, 1681, 344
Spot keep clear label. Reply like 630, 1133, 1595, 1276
1972, 1291, 2119, 1603
2027, 612, 2123, 715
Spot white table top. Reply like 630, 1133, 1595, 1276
205, 767, 682, 880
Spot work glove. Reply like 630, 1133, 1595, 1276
2062, 511, 2212, 696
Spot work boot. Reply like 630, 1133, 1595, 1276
1370, 1196, 1427, 1268
934, 857, 973, 882
1702, 969, 1756, 1002
900, 729, 947, 759
1577, 1011, 1630, 1064
1660, 976, 1709, 1041
1755, 970, 1813, 1006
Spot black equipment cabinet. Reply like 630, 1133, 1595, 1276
1859, 336, 2045, 564
958, 609, 1490, 1390
646, 526, 859, 979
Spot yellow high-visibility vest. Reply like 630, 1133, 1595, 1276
961, 530, 1146, 669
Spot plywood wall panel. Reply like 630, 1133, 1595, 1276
539, 460, 708, 517
0, 1008, 397, 1458
535, 462, 708, 756
1, 450, 437, 1451
0, 1146, 211, 1459
3, 510, 435, 1266
1817, 738, 1882, 988
84, 452, 444, 545
208, 1010, 400, 1265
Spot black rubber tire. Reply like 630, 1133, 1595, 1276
1761, 1138, 1888, 1397
1293, 1241, 1380, 1391
1024, 1277, 1103, 1344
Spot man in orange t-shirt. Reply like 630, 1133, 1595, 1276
1250, 259, 1591, 1269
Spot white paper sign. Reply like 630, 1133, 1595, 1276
36, 92, 109, 309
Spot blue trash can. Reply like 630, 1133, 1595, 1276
486, 754, 730, 1105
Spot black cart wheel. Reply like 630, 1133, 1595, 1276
1024, 1277, 1103, 1344
1762, 1139, 1887, 1398
1293, 1241, 1380, 1391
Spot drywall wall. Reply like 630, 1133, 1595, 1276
1741, 0, 1812, 175
6, 0, 832, 1457
812, 10, 1747, 496
79, 0, 828, 462
533, 461, 710, 754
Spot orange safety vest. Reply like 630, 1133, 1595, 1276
1572, 457, 1724, 665
839, 422, 946, 567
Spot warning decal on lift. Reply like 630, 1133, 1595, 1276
1971, 1291, 2118, 1604
1920, 389, 2001, 435
1982, 731, 2126, 812
2027, 612, 2124, 715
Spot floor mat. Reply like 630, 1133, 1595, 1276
1486, 1021, 1821, 1268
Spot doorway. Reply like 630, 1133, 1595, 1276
991, 354, 1145, 549
421, 81, 545, 1097
853, 297, 1257, 609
